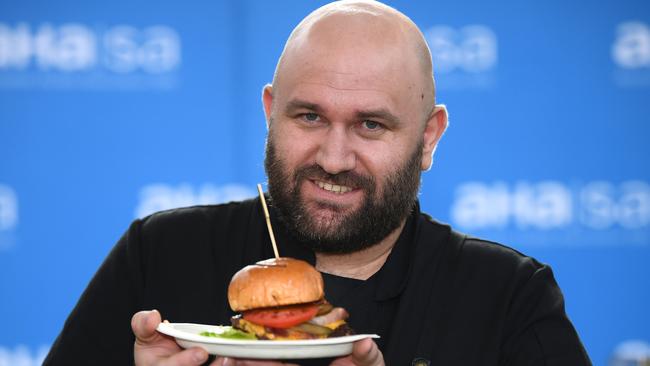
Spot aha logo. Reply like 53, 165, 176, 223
451, 181, 572, 230
451, 180, 650, 231
424, 25, 498, 74
612, 21, 650, 69
0, 184, 18, 231
0, 23, 95, 71
0, 22, 180, 73
135, 183, 256, 218
609, 339, 650, 365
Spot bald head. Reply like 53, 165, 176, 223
271, 0, 436, 118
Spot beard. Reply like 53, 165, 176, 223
264, 135, 423, 254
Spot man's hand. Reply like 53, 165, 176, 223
132, 310, 212, 366
212, 359, 298, 366
330, 338, 384, 366
211, 338, 384, 366
132, 311, 383, 366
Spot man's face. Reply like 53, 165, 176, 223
262, 16, 442, 253
265, 132, 422, 253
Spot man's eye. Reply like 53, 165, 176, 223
302, 113, 320, 122
362, 120, 381, 130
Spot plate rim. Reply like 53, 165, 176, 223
157, 322, 380, 346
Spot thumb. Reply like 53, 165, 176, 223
350, 338, 384, 366
131, 309, 163, 343
331, 338, 384, 366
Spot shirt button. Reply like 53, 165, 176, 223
412, 358, 431, 366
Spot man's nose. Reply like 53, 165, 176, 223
315, 127, 356, 174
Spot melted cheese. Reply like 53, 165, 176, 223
236, 318, 269, 338
324, 319, 346, 330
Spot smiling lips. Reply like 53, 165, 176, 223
314, 180, 353, 194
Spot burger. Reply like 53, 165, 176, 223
228, 257, 354, 340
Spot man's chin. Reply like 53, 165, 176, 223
288, 201, 388, 254
306, 201, 358, 224
305, 212, 344, 232
299, 206, 354, 231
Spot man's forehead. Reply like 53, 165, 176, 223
271, 1, 434, 116
287, 63, 408, 91
274, 49, 422, 111
276, 22, 418, 98
285, 79, 398, 108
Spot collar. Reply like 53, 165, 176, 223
371, 202, 421, 301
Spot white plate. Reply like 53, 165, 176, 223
157, 322, 379, 359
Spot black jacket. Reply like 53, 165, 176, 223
44, 198, 591, 365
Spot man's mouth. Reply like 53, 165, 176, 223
314, 180, 353, 194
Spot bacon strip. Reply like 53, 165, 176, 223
309, 307, 349, 326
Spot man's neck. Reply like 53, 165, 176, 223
314, 219, 406, 280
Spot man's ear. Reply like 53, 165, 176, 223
262, 84, 274, 129
421, 104, 449, 171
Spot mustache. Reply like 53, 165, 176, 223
293, 164, 375, 190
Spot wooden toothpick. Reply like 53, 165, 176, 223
257, 184, 280, 259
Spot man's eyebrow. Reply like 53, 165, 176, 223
357, 108, 400, 126
284, 99, 323, 114
284, 99, 400, 126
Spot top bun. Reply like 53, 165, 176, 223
228, 257, 324, 312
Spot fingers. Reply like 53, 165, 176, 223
210, 357, 232, 366
211, 358, 299, 366
350, 338, 384, 366
132, 310, 208, 366
131, 309, 162, 343
131, 309, 179, 349
156, 347, 208, 366
131, 311, 300, 366
330, 338, 384, 366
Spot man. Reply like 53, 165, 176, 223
44, 1, 591, 365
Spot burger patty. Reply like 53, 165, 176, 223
328, 322, 355, 337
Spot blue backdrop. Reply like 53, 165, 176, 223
1, 1, 649, 365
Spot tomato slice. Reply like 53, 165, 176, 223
243, 304, 319, 329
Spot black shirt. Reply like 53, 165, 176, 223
44, 198, 591, 365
